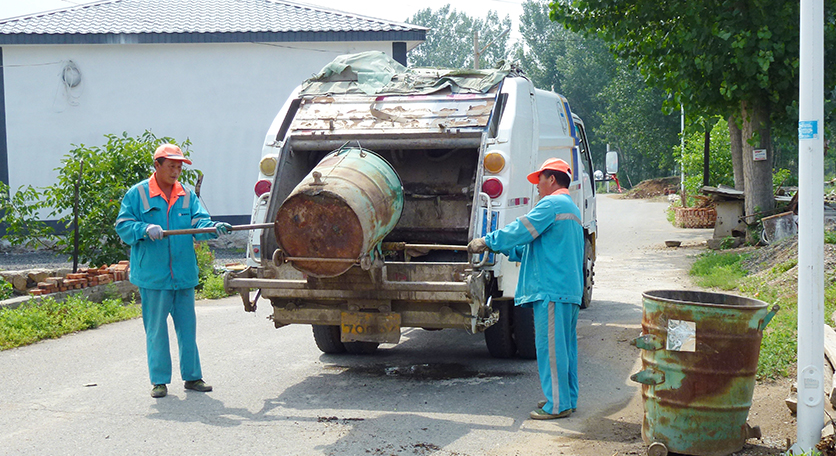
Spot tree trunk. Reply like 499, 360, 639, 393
703, 126, 711, 188
740, 100, 775, 217
728, 115, 745, 191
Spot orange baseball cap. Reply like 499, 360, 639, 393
153, 144, 192, 165
527, 158, 571, 184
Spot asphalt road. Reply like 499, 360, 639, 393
0, 194, 713, 456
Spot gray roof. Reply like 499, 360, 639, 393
0, 0, 426, 45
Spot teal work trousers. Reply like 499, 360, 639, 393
533, 300, 579, 414
139, 288, 202, 385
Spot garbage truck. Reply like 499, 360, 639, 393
224, 51, 597, 358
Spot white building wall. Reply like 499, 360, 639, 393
3, 40, 391, 219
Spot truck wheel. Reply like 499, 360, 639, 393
581, 237, 594, 309
311, 325, 346, 354
513, 306, 537, 359
344, 341, 379, 355
485, 300, 517, 358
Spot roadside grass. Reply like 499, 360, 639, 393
0, 295, 141, 350
689, 251, 747, 290
0, 242, 234, 350
690, 248, 836, 379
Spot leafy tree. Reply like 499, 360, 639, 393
516, 0, 680, 183
680, 117, 735, 195
0, 131, 198, 266
551, 0, 836, 217
597, 64, 681, 185
407, 5, 512, 69
515, 0, 575, 94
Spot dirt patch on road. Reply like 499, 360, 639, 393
622, 176, 680, 199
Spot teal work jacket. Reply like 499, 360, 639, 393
484, 190, 584, 306
115, 177, 217, 290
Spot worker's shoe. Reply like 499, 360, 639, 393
151, 384, 167, 398
537, 400, 576, 413
184, 379, 213, 392
530, 407, 572, 420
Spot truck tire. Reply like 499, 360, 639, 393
312, 325, 346, 354
581, 236, 594, 309
485, 300, 517, 358
344, 341, 379, 355
513, 306, 537, 359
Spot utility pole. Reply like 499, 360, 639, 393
473, 28, 510, 70
794, 0, 825, 452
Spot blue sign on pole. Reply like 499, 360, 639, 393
799, 120, 819, 140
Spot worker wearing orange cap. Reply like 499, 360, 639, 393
468, 158, 584, 420
115, 144, 232, 398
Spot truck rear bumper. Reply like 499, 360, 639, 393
224, 261, 494, 332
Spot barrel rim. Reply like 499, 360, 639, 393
641, 289, 768, 310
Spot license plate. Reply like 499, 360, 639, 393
340, 311, 401, 344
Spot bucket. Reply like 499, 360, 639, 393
275, 147, 403, 277
631, 290, 779, 456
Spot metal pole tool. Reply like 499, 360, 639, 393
162, 222, 275, 237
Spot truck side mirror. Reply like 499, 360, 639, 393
594, 170, 604, 182
606, 151, 619, 175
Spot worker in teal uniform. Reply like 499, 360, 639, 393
116, 144, 232, 398
468, 158, 584, 419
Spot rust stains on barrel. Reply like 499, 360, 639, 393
636, 290, 771, 456
276, 147, 403, 277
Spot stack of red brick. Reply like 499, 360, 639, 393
30, 261, 130, 296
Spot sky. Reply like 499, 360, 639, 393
0, 0, 526, 31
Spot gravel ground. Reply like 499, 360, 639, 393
0, 248, 248, 272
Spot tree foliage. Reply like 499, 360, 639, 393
550, 0, 836, 216
597, 65, 681, 185
680, 118, 735, 195
407, 5, 512, 69
516, 0, 680, 184
0, 131, 198, 266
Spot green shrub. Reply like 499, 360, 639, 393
0, 131, 199, 266
193, 243, 232, 299
825, 230, 836, 244
0, 295, 141, 350
0, 279, 13, 300
201, 274, 231, 299
195, 242, 215, 286
678, 117, 734, 195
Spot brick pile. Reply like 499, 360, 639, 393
30, 261, 129, 296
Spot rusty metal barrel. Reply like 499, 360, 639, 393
630, 290, 779, 456
275, 147, 403, 277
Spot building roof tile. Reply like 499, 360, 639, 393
0, 0, 426, 44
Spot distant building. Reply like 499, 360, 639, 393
0, 0, 425, 223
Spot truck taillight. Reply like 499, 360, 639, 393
484, 152, 505, 173
254, 180, 271, 196
482, 178, 503, 199
259, 156, 277, 176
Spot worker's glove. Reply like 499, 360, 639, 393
146, 224, 164, 241
467, 237, 489, 254
215, 222, 233, 236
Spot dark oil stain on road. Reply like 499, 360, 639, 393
328, 362, 524, 381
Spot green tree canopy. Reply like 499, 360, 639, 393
0, 131, 198, 266
551, 0, 836, 217
516, 0, 680, 184
407, 5, 512, 69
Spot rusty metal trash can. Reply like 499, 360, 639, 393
630, 290, 779, 456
